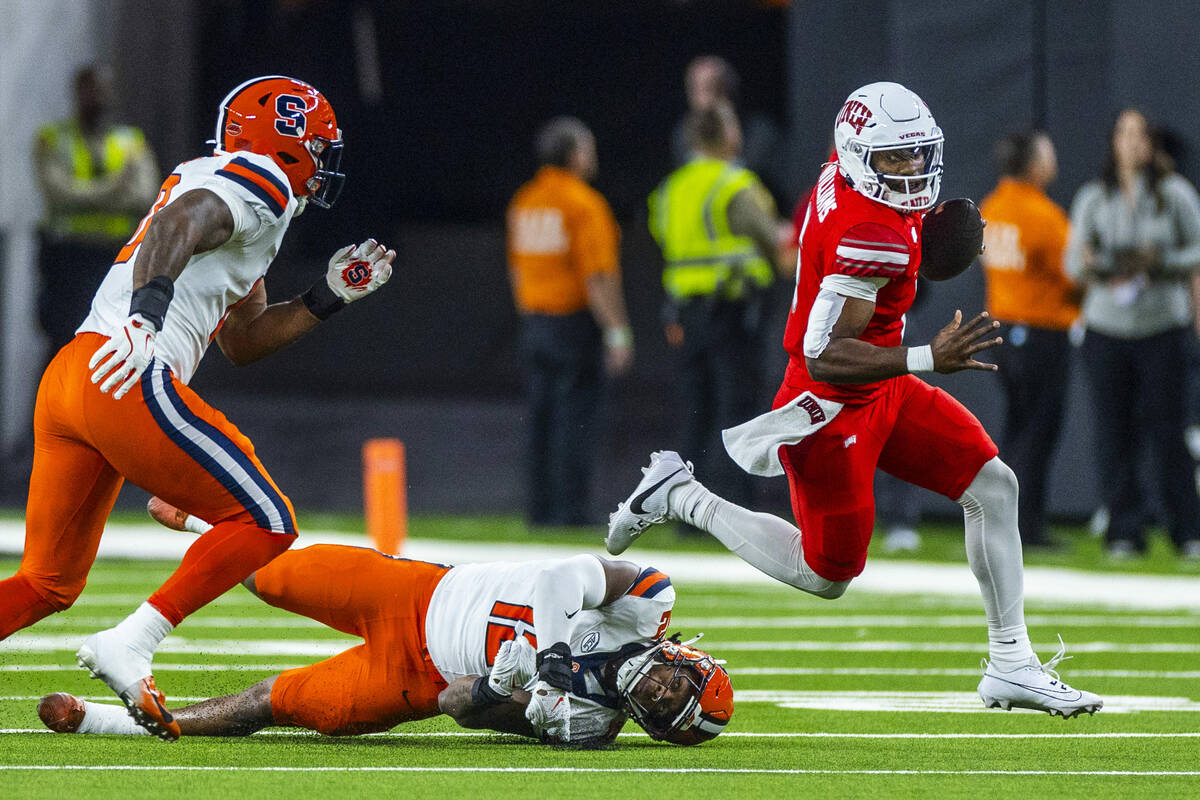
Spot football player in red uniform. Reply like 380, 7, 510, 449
608, 82, 1102, 719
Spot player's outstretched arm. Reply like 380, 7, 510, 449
807, 295, 1001, 383
216, 238, 395, 365
439, 676, 537, 737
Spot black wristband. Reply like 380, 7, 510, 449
536, 642, 574, 692
471, 675, 509, 707
301, 280, 346, 320
129, 276, 174, 332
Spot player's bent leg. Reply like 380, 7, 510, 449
609, 451, 850, 597
72, 361, 299, 738
271, 644, 443, 736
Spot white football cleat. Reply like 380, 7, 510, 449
76, 629, 181, 741
978, 637, 1103, 719
606, 450, 694, 555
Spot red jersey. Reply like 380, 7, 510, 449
781, 161, 924, 405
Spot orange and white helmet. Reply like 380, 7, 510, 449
833, 81, 943, 211
616, 634, 734, 745
214, 75, 345, 208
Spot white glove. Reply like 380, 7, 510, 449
325, 239, 395, 303
89, 314, 157, 399
487, 637, 536, 698
524, 680, 570, 742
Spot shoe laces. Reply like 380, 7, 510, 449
1039, 634, 1073, 684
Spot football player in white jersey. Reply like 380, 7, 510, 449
0, 76, 394, 740
37, 500, 735, 747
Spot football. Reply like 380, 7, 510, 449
919, 198, 984, 281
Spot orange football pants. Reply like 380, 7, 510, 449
0, 333, 296, 638
257, 545, 450, 735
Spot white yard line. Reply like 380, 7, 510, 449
0, 663, 307, 672
0, 766, 1197, 776
6, 635, 1198, 657
39, 613, 1198, 630
4, 664, 1196, 679
714, 641, 1200, 653
675, 614, 1200, 628
1, 691, 1195, 714
3, 729, 1200, 739
4, 521, 1200, 610
727, 667, 1200, 678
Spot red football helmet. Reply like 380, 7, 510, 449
616, 634, 734, 745
214, 75, 345, 208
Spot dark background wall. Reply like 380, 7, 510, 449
14, 0, 1200, 520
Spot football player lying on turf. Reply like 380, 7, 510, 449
39, 501, 733, 746
606, 82, 1101, 720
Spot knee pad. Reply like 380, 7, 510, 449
958, 457, 1018, 512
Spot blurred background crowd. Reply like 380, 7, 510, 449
3, 0, 1200, 562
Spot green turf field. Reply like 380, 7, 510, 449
2, 522, 1199, 798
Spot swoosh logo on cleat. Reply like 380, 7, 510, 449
630, 468, 686, 515
994, 675, 1084, 701
152, 692, 175, 723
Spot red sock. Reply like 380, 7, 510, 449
0, 573, 58, 640
148, 522, 294, 625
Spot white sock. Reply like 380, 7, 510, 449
77, 701, 151, 735
958, 458, 1038, 669
112, 602, 174, 660
668, 479, 850, 599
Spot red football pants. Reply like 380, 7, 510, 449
776, 374, 998, 581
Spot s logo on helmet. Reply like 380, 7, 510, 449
837, 100, 874, 135
341, 261, 372, 288
275, 95, 308, 138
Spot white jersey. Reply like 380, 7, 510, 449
424, 556, 675, 743
78, 150, 297, 384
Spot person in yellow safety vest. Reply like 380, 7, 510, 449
648, 102, 782, 513
33, 64, 159, 355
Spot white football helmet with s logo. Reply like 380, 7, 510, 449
833, 81, 943, 211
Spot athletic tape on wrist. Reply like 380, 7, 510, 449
906, 344, 935, 373
301, 280, 346, 320
471, 675, 509, 706
129, 276, 174, 332
536, 642, 574, 692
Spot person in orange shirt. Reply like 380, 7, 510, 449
507, 118, 633, 526
980, 130, 1078, 548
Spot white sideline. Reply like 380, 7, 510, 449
5, 634, 1199, 657
6, 634, 1200, 657
3, 728, 1200, 739
5, 664, 1199, 679
3, 519, 1200, 610
1, 690, 1195, 714
1, 766, 1198, 776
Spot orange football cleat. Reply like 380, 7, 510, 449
120, 676, 182, 741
